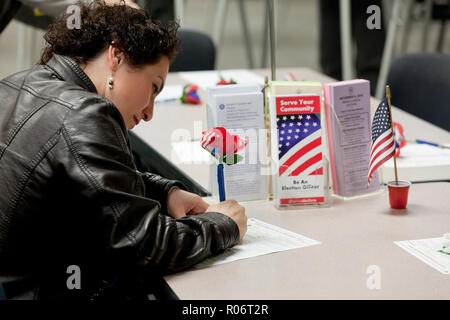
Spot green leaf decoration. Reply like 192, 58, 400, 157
207, 150, 243, 165
222, 153, 243, 166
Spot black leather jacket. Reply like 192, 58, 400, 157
0, 54, 239, 299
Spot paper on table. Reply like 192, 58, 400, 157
384, 144, 450, 168
178, 69, 265, 91
194, 218, 320, 269
381, 143, 450, 182
155, 84, 183, 103
394, 237, 450, 274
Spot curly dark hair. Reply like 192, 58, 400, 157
40, 1, 179, 67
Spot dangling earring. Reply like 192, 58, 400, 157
108, 74, 114, 89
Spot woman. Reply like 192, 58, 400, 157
0, 1, 247, 300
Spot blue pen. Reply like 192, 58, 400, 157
217, 163, 226, 202
414, 139, 450, 149
155, 97, 178, 104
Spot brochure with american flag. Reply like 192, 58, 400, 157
270, 92, 329, 208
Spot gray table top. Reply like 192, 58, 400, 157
165, 182, 450, 299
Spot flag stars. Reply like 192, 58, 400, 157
277, 113, 321, 159
283, 116, 287, 120
290, 116, 295, 120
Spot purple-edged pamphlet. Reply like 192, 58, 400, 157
323, 80, 381, 197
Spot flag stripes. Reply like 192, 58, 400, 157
279, 136, 322, 176
367, 98, 395, 186
278, 130, 322, 177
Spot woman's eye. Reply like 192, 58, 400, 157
153, 85, 159, 94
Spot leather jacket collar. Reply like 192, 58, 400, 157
45, 54, 97, 93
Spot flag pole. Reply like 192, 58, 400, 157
266, 0, 276, 199
385, 85, 398, 184
267, 0, 276, 81
264, 76, 273, 200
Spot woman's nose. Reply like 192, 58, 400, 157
142, 103, 153, 122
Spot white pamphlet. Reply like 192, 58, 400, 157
206, 85, 268, 202
194, 218, 320, 269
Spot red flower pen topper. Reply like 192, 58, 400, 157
201, 127, 247, 201
180, 84, 201, 104
201, 127, 247, 164
216, 78, 237, 86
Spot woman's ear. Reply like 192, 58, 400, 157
107, 45, 124, 72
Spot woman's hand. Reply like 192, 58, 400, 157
206, 200, 247, 243
166, 187, 209, 219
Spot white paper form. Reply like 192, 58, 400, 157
381, 144, 450, 182
178, 69, 265, 91
155, 85, 183, 103
384, 144, 450, 168
194, 218, 320, 269
394, 237, 450, 274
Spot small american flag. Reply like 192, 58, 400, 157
277, 113, 322, 177
367, 98, 395, 186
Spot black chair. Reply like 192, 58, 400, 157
169, 28, 216, 72
386, 53, 450, 132
0, 0, 22, 34
130, 28, 216, 197
431, 0, 450, 51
